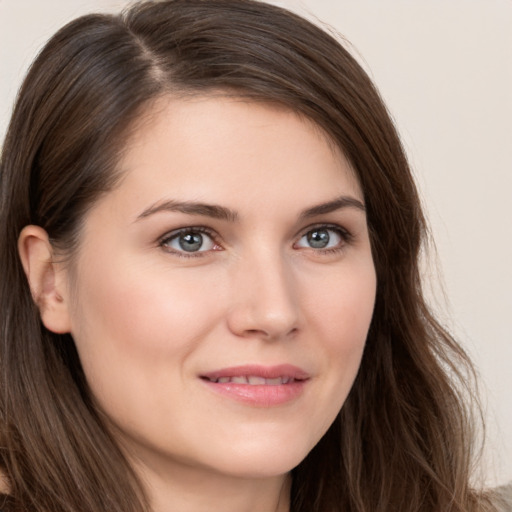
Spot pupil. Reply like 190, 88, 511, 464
179, 232, 203, 252
307, 229, 329, 249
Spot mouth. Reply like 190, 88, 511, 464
202, 375, 299, 385
199, 364, 309, 407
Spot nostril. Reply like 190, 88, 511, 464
242, 326, 298, 340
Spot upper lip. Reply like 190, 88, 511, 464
200, 364, 310, 382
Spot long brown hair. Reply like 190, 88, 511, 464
0, 1, 494, 510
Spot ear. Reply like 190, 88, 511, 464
18, 225, 72, 334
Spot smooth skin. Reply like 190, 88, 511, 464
19, 96, 377, 512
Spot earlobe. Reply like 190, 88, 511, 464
17, 226, 72, 334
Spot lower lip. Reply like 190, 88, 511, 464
201, 379, 307, 407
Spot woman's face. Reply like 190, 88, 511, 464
63, 96, 376, 480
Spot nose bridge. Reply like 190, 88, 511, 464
227, 243, 299, 339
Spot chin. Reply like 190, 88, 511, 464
202, 435, 316, 479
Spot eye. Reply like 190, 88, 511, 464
160, 228, 219, 255
294, 226, 348, 251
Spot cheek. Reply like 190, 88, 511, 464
68, 261, 229, 441
72, 260, 219, 352
302, 262, 375, 424
307, 261, 376, 350
67, 257, 225, 411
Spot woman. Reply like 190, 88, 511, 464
0, 1, 506, 511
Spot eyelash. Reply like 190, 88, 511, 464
158, 223, 353, 259
295, 223, 354, 255
158, 226, 221, 259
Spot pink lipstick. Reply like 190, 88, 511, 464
200, 364, 309, 407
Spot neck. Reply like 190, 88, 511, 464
130, 453, 291, 512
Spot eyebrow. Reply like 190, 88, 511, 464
299, 196, 366, 219
136, 200, 239, 222
135, 195, 365, 223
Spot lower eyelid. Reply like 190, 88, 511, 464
158, 228, 219, 254
294, 225, 352, 248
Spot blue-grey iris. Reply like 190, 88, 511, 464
179, 232, 203, 252
307, 229, 330, 249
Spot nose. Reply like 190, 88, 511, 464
226, 250, 300, 341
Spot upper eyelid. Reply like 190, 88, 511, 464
157, 227, 221, 258
296, 222, 352, 239
293, 224, 354, 254
159, 226, 218, 243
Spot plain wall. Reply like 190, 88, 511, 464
1, 0, 511, 487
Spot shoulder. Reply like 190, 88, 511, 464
492, 482, 512, 511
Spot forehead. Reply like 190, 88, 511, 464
105, 94, 363, 220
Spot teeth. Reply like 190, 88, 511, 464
209, 376, 295, 385
247, 376, 266, 385
231, 376, 248, 384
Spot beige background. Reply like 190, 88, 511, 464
1, 0, 511, 487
